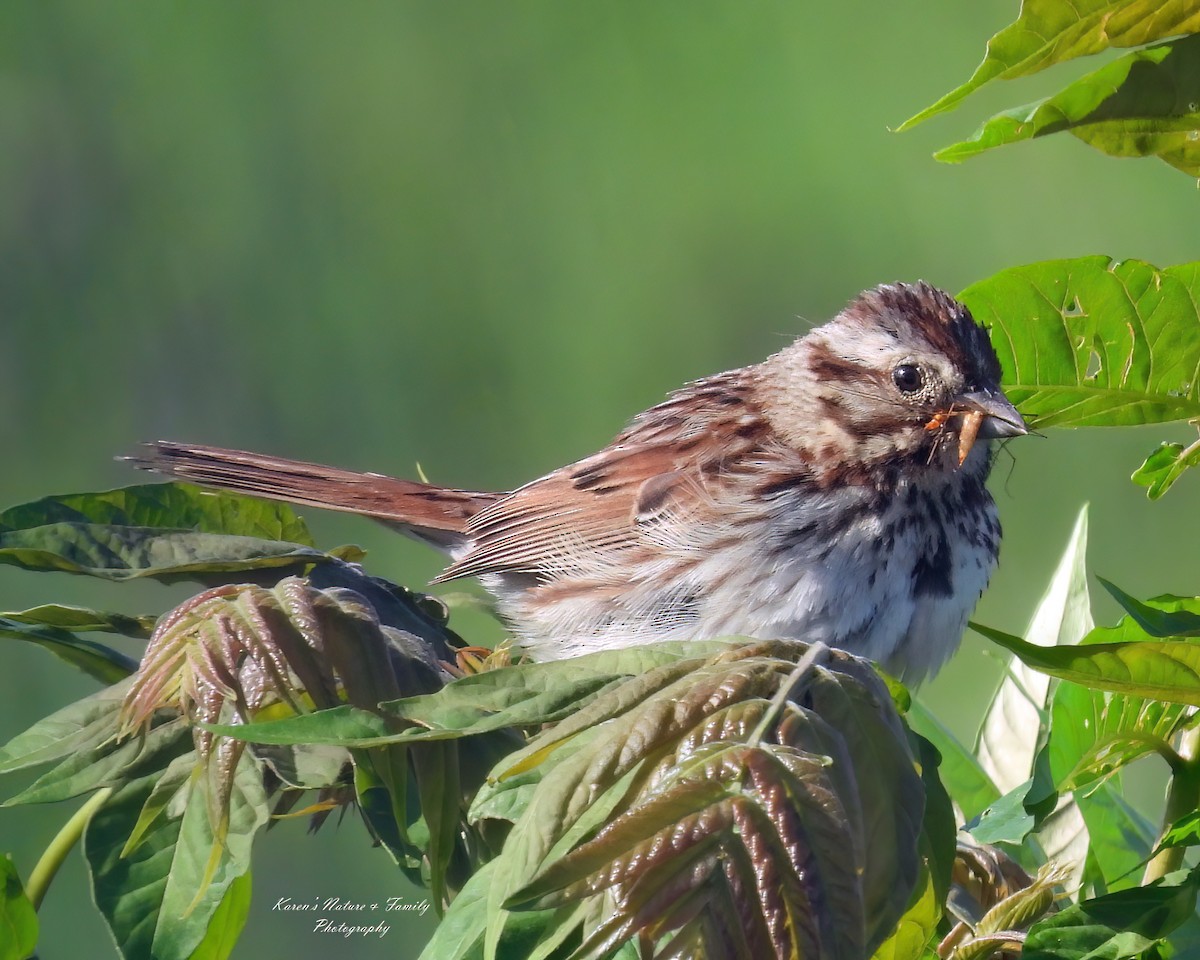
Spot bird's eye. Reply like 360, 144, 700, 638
893, 363, 923, 393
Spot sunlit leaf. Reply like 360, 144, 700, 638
869, 866, 938, 960
977, 507, 1091, 793
973, 623, 1200, 706
0, 855, 37, 960
960, 258, 1200, 428
974, 619, 1200, 700
1047, 677, 1187, 794
188, 870, 252, 960
0, 483, 314, 544
1133, 439, 1200, 499
900, 0, 1200, 129
934, 36, 1200, 176
964, 781, 1037, 846
481, 643, 926, 960
0, 523, 328, 582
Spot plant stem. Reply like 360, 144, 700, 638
24, 786, 113, 910
1144, 726, 1200, 884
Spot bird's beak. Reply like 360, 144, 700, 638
955, 389, 1028, 439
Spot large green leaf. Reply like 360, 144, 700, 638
933, 35, 1200, 175
0, 855, 37, 960
84, 748, 268, 960
961, 258, 1200, 428
973, 622, 1200, 706
0, 483, 331, 582
1047, 677, 1187, 794
1023, 868, 1198, 958
907, 699, 999, 823
900, 0, 1200, 129
1076, 783, 1158, 893
0, 483, 314, 544
0, 523, 328, 582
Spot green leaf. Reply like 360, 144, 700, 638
4, 716, 188, 807
960, 258, 1200, 429
204, 641, 736, 748
1099, 579, 1200, 637
964, 781, 1037, 845
0, 679, 130, 775
84, 747, 269, 960
977, 507, 1092, 793
1076, 783, 1158, 892
1157, 809, 1200, 850
0, 483, 314, 544
0, 855, 38, 960
2, 604, 157, 638
0, 614, 139, 684
0, 523, 328, 582
900, 0, 1200, 129
973, 622, 1200, 706
1047, 677, 1186, 794
1133, 439, 1200, 499
869, 866, 938, 960
187, 871, 252, 960
1024, 868, 1198, 959
906, 699, 999, 821
933, 35, 1200, 175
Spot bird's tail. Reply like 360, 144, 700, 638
125, 441, 498, 551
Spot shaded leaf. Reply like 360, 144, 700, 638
960, 258, 1200, 428
0, 854, 37, 960
1076, 783, 1157, 892
1024, 868, 1198, 958
2, 603, 157, 638
900, 0, 1200, 129
1133, 439, 1200, 499
934, 35, 1200, 176
84, 747, 269, 960
1099, 579, 1200, 637
907, 698, 999, 821
0, 614, 138, 684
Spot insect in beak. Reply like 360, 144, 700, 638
925, 390, 1028, 466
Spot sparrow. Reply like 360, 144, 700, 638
130, 282, 1026, 681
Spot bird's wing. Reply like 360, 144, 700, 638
435, 372, 776, 583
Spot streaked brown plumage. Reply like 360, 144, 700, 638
130, 282, 1026, 680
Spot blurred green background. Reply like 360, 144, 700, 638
1, 2, 1197, 958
